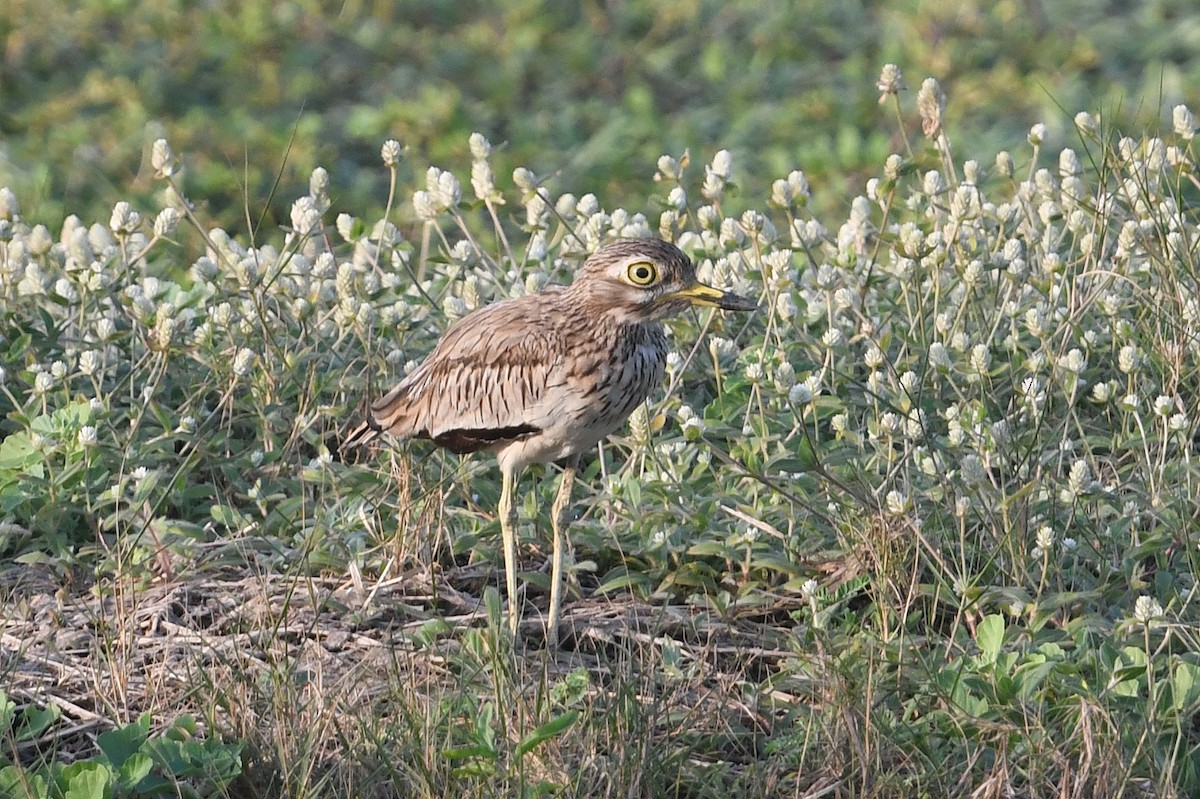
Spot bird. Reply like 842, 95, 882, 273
343, 237, 756, 643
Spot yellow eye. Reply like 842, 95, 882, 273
627, 261, 658, 286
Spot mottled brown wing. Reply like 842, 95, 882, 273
368, 294, 567, 453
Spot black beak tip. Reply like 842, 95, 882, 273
719, 294, 759, 312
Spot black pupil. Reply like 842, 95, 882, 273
636, 266, 652, 281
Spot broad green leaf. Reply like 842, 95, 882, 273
515, 711, 579, 757
976, 615, 1005, 664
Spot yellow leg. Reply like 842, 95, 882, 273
547, 456, 578, 647
498, 468, 519, 635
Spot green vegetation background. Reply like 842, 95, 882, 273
2, 0, 1197, 232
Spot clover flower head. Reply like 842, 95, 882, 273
656, 154, 681, 181
233, 348, 256, 377
1153, 395, 1176, 417
381, 139, 403, 167
1133, 595, 1164, 624
78, 426, 98, 447
1174, 105, 1196, 139
876, 63, 906, 100
916, 77, 946, 139
109, 201, 141, 235
151, 138, 175, 178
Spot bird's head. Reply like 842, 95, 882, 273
571, 238, 758, 322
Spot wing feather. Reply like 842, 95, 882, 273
368, 294, 566, 453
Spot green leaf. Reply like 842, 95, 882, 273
115, 752, 153, 791
0, 433, 40, 472
442, 746, 497, 761
97, 714, 150, 769
0, 764, 48, 799
55, 761, 110, 799
15, 705, 59, 743
1173, 659, 1200, 712
976, 614, 1005, 664
515, 710, 579, 757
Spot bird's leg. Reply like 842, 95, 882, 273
499, 467, 520, 635
547, 455, 578, 646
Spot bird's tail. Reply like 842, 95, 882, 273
338, 417, 383, 459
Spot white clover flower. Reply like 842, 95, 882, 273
710, 149, 733, 180
153, 207, 180, 237
740, 209, 765, 236
822, 328, 844, 348
1062, 537, 1077, 552
1035, 524, 1055, 551
1028, 123, 1047, 147
290, 196, 322, 236
109, 201, 140, 235
381, 139, 403, 167
955, 496, 971, 517
1174, 105, 1196, 140
709, 337, 736, 360
680, 413, 705, 441
468, 132, 492, 160
929, 342, 952, 370
412, 190, 439, 222
666, 186, 687, 211
744, 363, 764, 383
1154, 395, 1176, 417
788, 382, 814, 406
884, 153, 903, 181
960, 454, 986, 486
800, 578, 819, 600
1121, 393, 1139, 412
309, 167, 330, 201
970, 343, 991, 374
995, 151, 1014, 178
962, 160, 979, 185
468, 158, 496, 202
78, 426, 98, 447
885, 490, 908, 515
656, 154, 681, 181
878, 412, 900, 436
513, 167, 539, 195
233, 348, 256, 377
876, 63, 906, 99
916, 77, 946, 138
1074, 111, 1096, 134
1169, 413, 1189, 432
151, 138, 175, 178
1058, 348, 1086, 374
1091, 382, 1112, 403
428, 166, 462, 208
53, 278, 79, 304
922, 170, 945, 196
1118, 343, 1137, 374
1133, 595, 1164, 624
33, 371, 54, 395
179, 415, 197, 434
79, 350, 102, 376
1059, 149, 1081, 178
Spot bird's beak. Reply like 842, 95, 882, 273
663, 282, 758, 312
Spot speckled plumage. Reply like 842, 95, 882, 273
346, 238, 756, 643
